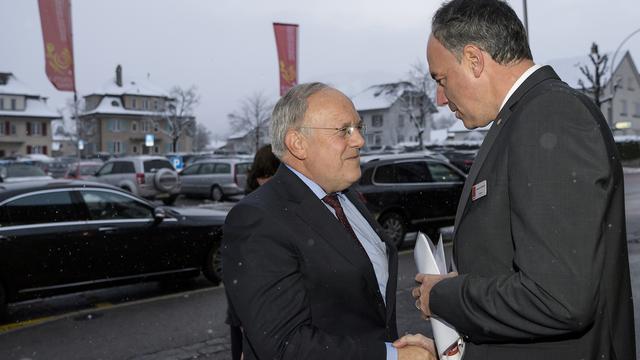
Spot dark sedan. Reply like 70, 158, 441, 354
0, 180, 225, 315
355, 155, 466, 248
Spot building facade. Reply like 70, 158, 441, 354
78, 66, 194, 157
0, 72, 59, 157
351, 85, 437, 151
549, 51, 640, 135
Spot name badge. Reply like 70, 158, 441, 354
471, 180, 487, 201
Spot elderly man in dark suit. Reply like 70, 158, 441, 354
396, 1, 636, 359
222, 83, 435, 360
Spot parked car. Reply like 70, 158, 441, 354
179, 158, 252, 201
64, 161, 104, 180
0, 180, 226, 315
354, 155, 466, 248
0, 163, 54, 183
427, 145, 478, 174
90, 156, 181, 205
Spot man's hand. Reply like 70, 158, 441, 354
393, 333, 436, 354
412, 272, 458, 317
397, 345, 436, 360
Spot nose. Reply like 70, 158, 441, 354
436, 86, 448, 106
350, 127, 365, 149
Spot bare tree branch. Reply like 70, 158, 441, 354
227, 92, 274, 153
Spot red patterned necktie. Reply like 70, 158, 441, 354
322, 193, 361, 245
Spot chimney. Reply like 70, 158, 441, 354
116, 65, 122, 87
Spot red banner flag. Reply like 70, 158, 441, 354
38, 0, 76, 92
273, 23, 299, 96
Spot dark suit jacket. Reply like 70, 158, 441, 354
430, 66, 636, 359
222, 165, 399, 360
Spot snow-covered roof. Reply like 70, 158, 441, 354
546, 51, 626, 89
0, 73, 41, 97
351, 85, 403, 111
0, 97, 59, 119
81, 96, 160, 117
86, 77, 170, 98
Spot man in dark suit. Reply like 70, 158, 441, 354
222, 83, 435, 360
398, 0, 636, 359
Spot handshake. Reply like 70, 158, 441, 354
394, 334, 437, 360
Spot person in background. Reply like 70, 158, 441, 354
226, 144, 281, 360
244, 144, 281, 194
397, 0, 635, 359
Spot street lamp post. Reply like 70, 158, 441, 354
609, 27, 640, 130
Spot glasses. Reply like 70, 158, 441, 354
298, 123, 367, 138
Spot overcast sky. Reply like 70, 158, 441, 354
1, 0, 640, 138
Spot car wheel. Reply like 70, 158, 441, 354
379, 212, 407, 249
162, 194, 178, 205
210, 185, 224, 202
203, 245, 222, 286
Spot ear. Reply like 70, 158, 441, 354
462, 44, 484, 78
284, 128, 307, 160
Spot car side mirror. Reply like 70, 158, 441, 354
153, 207, 166, 223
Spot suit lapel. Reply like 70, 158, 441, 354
275, 166, 388, 322
452, 66, 562, 246
344, 188, 397, 323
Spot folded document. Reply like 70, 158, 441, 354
414, 232, 465, 360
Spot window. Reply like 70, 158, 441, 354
142, 120, 151, 133
621, 99, 628, 116
154, 146, 159, 153
397, 134, 405, 143
0, 191, 79, 226
398, 115, 405, 128
628, 78, 635, 91
133, 145, 138, 153
373, 161, 431, 184
181, 164, 201, 175
634, 102, 640, 118
109, 119, 124, 132
131, 121, 138, 132
114, 141, 123, 154
10, 99, 16, 110
112, 161, 135, 174
30, 145, 48, 154
199, 163, 215, 174
131, 98, 137, 109
143, 159, 173, 172
96, 163, 114, 176
235, 163, 251, 175
0, 121, 13, 135
80, 190, 153, 220
0, 98, 4, 110
427, 162, 464, 182
372, 115, 383, 127
215, 163, 231, 174
143, 99, 149, 110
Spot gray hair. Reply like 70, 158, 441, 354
270, 82, 330, 159
432, 0, 532, 65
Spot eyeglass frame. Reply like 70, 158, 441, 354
297, 122, 367, 138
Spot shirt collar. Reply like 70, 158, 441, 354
286, 164, 330, 200
498, 63, 542, 112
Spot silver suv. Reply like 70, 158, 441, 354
91, 156, 181, 205
179, 157, 251, 201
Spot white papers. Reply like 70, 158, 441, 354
414, 232, 465, 360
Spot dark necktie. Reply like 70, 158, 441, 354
322, 193, 361, 244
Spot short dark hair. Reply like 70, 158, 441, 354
245, 144, 281, 194
432, 0, 532, 65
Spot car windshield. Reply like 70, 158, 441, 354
2, 164, 47, 178
80, 164, 101, 175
